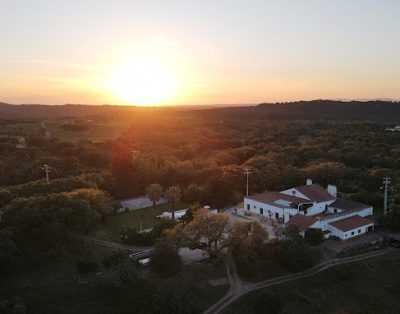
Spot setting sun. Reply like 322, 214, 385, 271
108, 58, 180, 106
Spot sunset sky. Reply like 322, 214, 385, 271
1, 0, 400, 106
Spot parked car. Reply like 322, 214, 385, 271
195, 242, 208, 249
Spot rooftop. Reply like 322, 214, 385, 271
329, 215, 374, 232
246, 191, 309, 209
294, 184, 336, 203
287, 214, 318, 231
329, 198, 371, 211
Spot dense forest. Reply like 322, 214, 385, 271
1, 101, 400, 266
1, 100, 400, 206
1, 100, 400, 312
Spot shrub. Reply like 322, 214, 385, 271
276, 240, 317, 272
76, 258, 98, 275
150, 241, 183, 277
304, 228, 324, 245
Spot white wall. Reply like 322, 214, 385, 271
303, 200, 335, 216
318, 207, 373, 230
243, 197, 296, 223
280, 188, 309, 200
328, 223, 374, 240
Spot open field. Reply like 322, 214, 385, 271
223, 250, 400, 314
0, 118, 131, 142
45, 119, 132, 142
91, 201, 188, 241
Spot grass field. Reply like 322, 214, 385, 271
0, 121, 42, 136
224, 250, 400, 314
91, 201, 188, 241
45, 119, 131, 142
0, 119, 131, 142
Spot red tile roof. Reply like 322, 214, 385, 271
329, 198, 370, 211
288, 214, 318, 231
246, 192, 309, 209
295, 184, 336, 203
329, 215, 374, 232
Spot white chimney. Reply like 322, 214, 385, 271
327, 184, 337, 197
306, 179, 313, 186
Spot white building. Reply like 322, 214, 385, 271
244, 179, 374, 240
385, 126, 400, 132
157, 209, 188, 220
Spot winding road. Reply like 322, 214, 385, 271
205, 249, 390, 314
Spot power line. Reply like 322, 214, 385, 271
381, 177, 392, 216
244, 168, 252, 197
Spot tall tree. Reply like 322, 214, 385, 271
146, 183, 163, 209
229, 221, 268, 256
164, 186, 181, 220
180, 209, 229, 258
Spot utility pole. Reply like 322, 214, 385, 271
42, 164, 51, 182
381, 177, 391, 216
244, 168, 252, 197
131, 149, 140, 160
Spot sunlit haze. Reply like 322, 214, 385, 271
1, 0, 400, 106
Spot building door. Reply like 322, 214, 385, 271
275, 212, 279, 220
367, 226, 373, 232
260, 208, 263, 215
247, 204, 250, 211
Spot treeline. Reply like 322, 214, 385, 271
0, 176, 118, 274
107, 118, 400, 210
0, 135, 109, 185
2, 100, 400, 121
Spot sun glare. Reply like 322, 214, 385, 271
108, 58, 179, 106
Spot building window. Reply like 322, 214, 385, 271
247, 204, 250, 210
351, 231, 354, 236
253, 205, 256, 209
358, 229, 361, 233
334, 208, 337, 213
345, 233, 347, 237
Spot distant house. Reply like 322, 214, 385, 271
244, 179, 374, 240
385, 126, 400, 132
157, 209, 188, 220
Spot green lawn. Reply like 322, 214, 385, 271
224, 251, 400, 314
91, 201, 188, 241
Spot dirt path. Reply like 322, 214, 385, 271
205, 249, 389, 314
